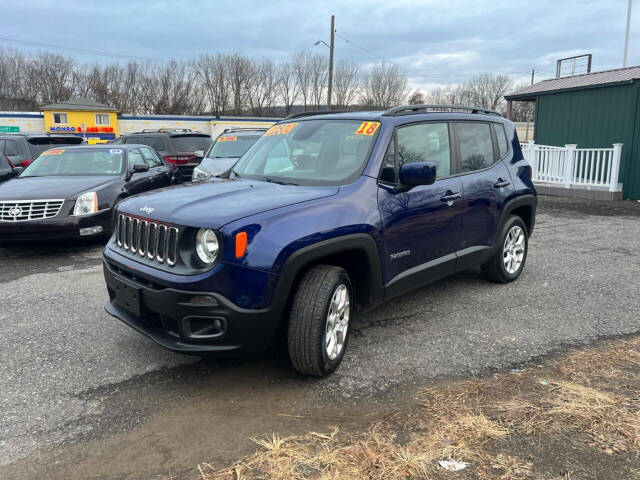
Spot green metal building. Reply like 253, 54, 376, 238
505, 66, 640, 200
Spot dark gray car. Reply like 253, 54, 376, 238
0, 133, 86, 168
191, 128, 266, 181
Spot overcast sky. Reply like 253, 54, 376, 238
1, 0, 639, 91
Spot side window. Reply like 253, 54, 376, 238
127, 150, 146, 169
493, 123, 508, 158
140, 147, 161, 167
397, 123, 451, 178
379, 137, 396, 183
4, 139, 20, 156
454, 122, 495, 173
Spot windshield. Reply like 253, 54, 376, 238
20, 148, 125, 177
207, 134, 262, 159
231, 119, 380, 186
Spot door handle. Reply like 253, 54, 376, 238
440, 191, 462, 203
494, 178, 511, 188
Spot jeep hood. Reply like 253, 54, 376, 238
118, 179, 339, 228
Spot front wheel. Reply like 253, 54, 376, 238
287, 265, 353, 376
481, 215, 529, 283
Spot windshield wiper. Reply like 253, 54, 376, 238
264, 177, 299, 186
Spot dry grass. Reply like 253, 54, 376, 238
199, 337, 640, 479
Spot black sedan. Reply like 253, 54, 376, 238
0, 144, 180, 242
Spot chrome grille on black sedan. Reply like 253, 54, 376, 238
116, 214, 179, 266
0, 199, 65, 222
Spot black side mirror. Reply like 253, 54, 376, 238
132, 163, 150, 173
397, 162, 437, 191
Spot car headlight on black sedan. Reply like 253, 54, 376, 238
73, 192, 98, 216
192, 166, 212, 182
195, 228, 219, 264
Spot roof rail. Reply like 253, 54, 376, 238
284, 110, 351, 120
138, 128, 193, 133
222, 127, 269, 133
382, 104, 502, 117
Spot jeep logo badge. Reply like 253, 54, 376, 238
9, 206, 22, 217
140, 206, 154, 215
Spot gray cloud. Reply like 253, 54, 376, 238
1, 0, 638, 89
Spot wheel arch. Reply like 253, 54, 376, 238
272, 233, 384, 317
500, 193, 537, 237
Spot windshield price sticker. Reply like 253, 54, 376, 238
355, 121, 380, 135
42, 149, 64, 155
108, 148, 123, 154
217, 136, 237, 142
265, 122, 298, 136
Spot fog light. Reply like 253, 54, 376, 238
79, 226, 104, 236
189, 295, 218, 306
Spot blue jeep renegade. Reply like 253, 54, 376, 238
103, 105, 536, 376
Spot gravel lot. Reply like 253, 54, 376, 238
1, 196, 639, 478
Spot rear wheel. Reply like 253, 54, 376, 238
287, 265, 352, 376
481, 215, 528, 283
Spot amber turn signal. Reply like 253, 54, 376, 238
235, 231, 248, 258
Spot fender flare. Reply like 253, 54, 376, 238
499, 193, 537, 236
271, 233, 384, 311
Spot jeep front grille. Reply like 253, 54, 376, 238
115, 214, 179, 266
0, 199, 65, 222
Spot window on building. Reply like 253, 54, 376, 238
453, 122, 495, 173
95, 114, 110, 126
52, 112, 68, 124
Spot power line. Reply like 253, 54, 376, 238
0, 36, 167, 62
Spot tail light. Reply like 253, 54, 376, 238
164, 155, 195, 165
19, 159, 33, 168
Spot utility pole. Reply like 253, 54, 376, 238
327, 15, 335, 109
624, 0, 633, 67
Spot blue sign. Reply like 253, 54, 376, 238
50, 126, 76, 132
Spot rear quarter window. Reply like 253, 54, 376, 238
125, 136, 166, 151
170, 135, 212, 153
27, 137, 84, 158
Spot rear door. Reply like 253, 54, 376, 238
140, 147, 170, 188
454, 121, 516, 268
378, 122, 464, 295
125, 148, 154, 195
0, 144, 14, 183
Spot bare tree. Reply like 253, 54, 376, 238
361, 63, 409, 108
227, 53, 252, 115
292, 50, 312, 109
508, 82, 536, 121
407, 89, 425, 105
308, 52, 328, 109
195, 54, 230, 115
332, 59, 360, 108
246, 59, 277, 116
464, 74, 512, 111
275, 60, 298, 115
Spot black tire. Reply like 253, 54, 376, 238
481, 215, 529, 283
287, 265, 353, 377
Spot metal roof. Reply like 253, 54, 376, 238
505, 65, 640, 100
40, 97, 118, 112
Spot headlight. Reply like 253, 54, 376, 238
195, 228, 219, 264
192, 166, 212, 182
73, 192, 98, 216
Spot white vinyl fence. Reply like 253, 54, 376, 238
521, 142, 622, 192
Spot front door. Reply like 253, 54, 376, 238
378, 122, 464, 296
125, 149, 154, 195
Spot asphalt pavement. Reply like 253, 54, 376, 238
1, 196, 639, 479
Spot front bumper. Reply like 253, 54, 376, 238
103, 258, 284, 355
0, 209, 112, 241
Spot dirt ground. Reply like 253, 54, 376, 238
201, 335, 640, 480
